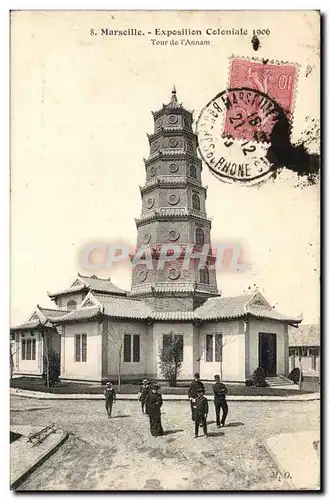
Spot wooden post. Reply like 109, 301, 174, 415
44, 331, 49, 389
117, 343, 122, 394
10, 342, 14, 381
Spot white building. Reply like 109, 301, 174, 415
11, 90, 301, 383
289, 324, 320, 376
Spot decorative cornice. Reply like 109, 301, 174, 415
147, 127, 197, 143
129, 244, 217, 262
144, 150, 202, 167
140, 176, 206, 194
129, 282, 219, 298
151, 106, 193, 119
135, 208, 212, 227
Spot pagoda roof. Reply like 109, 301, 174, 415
152, 88, 193, 118
10, 305, 65, 332
49, 292, 152, 324
47, 274, 127, 299
10, 320, 42, 332
15, 291, 301, 326
195, 293, 302, 324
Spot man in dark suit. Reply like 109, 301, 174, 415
146, 384, 164, 437
188, 372, 205, 421
194, 387, 208, 438
104, 382, 116, 418
139, 379, 150, 414
213, 374, 228, 428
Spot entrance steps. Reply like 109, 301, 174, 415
266, 375, 294, 387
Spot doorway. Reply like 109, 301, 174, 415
259, 333, 277, 376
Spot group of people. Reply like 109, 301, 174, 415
188, 372, 228, 438
103, 372, 228, 439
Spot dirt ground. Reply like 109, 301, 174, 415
10, 396, 319, 491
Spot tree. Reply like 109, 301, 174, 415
252, 366, 267, 387
42, 330, 60, 388
42, 349, 60, 387
158, 331, 183, 386
108, 321, 126, 393
10, 338, 18, 381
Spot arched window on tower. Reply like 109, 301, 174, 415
67, 300, 77, 311
195, 228, 204, 246
190, 164, 197, 178
199, 267, 209, 284
192, 193, 200, 211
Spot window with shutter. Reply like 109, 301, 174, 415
82, 334, 87, 362
124, 334, 131, 362
26, 339, 32, 360
196, 228, 204, 246
190, 164, 197, 178
32, 339, 36, 360
192, 193, 200, 210
75, 334, 81, 362
215, 334, 222, 362
206, 334, 213, 362
22, 339, 26, 360
133, 335, 140, 362
199, 267, 209, 284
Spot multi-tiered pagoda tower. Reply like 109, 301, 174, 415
129, 88, 219, 310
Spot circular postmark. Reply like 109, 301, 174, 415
196, 87, 285, 184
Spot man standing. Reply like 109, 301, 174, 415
194, 387, 208, 438
213, 374, 228, 428
146, 384, 164, 436
139, 379, 150, 414
188, 372, 205, 421
104, 381, 116, 419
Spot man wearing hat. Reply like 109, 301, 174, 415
213, 374, 228, 428
138, 378, 150, 415
103, 381, 116, 418
194, 387, 208, 438
146, 384, 164, 436
188, 372, 205, 422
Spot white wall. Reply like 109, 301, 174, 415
61, 321, 102, 381
14, 331, 43, 375
152, 322, 194, 379
199, 321, 244, 381
105, 320, 149, 379
248, 319, 287, 376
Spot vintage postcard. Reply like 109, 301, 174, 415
10, 10, 320, 491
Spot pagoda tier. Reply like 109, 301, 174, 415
129, 88, 219, 309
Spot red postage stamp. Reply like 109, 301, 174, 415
224, 58, 297, 142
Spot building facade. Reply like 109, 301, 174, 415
289, 324, 320, 376
11, 90, 301, 383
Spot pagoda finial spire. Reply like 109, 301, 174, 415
171, 85, 177, 102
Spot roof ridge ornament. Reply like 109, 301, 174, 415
171, 85, 177, 102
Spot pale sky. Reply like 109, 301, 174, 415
10, 10, 320, 325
